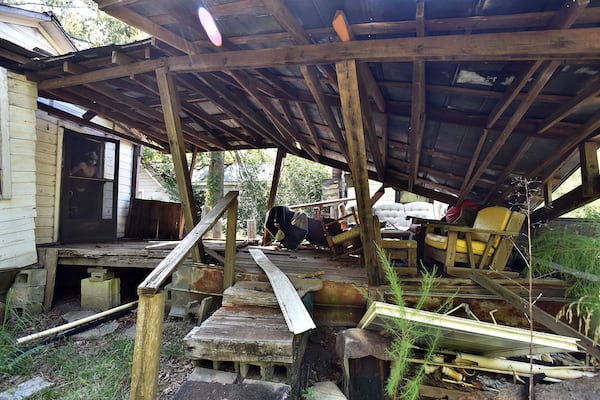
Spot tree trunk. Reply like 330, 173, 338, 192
208, 151, 225, 238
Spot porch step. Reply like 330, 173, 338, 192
183, 280, 310, 386
222, 280, 279, 308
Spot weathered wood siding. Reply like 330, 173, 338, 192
117, 141, 133, 237
0, 69, 38, 269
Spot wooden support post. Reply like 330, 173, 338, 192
543, 181, 553, 207
129, 292, 166, 400
580, 141, 599, 197
40, 248, 58, 311
224, 196, 238, 290
336, 59, 381, 286
263, 149, 286, 245
155, 67, 203, 262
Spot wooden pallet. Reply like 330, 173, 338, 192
183, 280, 310, 384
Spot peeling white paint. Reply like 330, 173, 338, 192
575, 67, 599, 76
456, 70, 494, 86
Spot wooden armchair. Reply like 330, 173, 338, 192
374, 216, 418, 276
321, 208, 362, 258
423, 206, 525, 275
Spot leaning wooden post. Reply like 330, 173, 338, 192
223, 196, 238, 290
129, 291, 166, 400
336, 59, 381, 286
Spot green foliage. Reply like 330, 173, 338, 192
232, 150, 270, 236
376, 246, 453, 400
0, 292, 42, 377
301, 385, 315, 400
531, 225, 600, 344
276, 155, 330, 208
31, 338, 133, 399
6, 0, 148, 49
141, 147, 206, 219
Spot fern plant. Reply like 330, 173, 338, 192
375, 245, 454, 400
531, 223, 600, 345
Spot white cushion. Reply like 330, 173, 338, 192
373, 202, 410, 230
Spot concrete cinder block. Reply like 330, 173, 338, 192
81, 277, 121, 311
10, 285, 45, 304
87, 267, 114, 282
10, 302, 43, 316
13, 269, 47, 287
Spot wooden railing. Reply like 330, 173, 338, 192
129, 191, 239, 400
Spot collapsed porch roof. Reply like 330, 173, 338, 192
3, 0, 600, 217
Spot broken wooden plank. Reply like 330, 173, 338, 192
469, 271, 600, 360
359, 301, 580, 357
249, 248, 316, 334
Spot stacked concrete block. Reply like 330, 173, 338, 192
9, 269, 47, 316
80, 268, 120, 311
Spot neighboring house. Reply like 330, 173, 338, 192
137, 167, 172, 202
0, 5, 142, 271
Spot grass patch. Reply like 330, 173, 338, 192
0, 309, 193, 399
32, 338, 134, 400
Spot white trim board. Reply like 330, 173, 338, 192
249, 248, 316, 334
358, 301, 580, 358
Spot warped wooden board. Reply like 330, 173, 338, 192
359, 301, 580, 358
249, 248, 316, 334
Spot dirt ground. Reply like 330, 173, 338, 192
5, 297, 600, 400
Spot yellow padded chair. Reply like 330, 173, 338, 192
423, 206, 525, 273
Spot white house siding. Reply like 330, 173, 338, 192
137, 168, 172, 202
34, 111, 60, 243
117, 142, 133, 237
32, 110, 136, 243
0, 70, 38, 269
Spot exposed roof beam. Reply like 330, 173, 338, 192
36, 101, 159, 149
36, 27, 600, 91
408, 0, 426, 192
458, 61, 561, 203
477, 0, 590, 203
225, 8, 600, 46
229, 71, 303, 156
261, 0, 338, 85
332, 10, 386, 113
297, 102, 323, 155
279, 100, 320, 162
300, 65, 348, 158
538, 77, 600, 133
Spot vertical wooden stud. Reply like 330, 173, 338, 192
336, 59, 381, 286
224, 196, 238, 290
129, 291, 166, 400
580, 141, 599, 197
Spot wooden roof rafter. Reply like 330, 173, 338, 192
297, 102, 324, 156
476, 0, 591, 204
278, 99, 320, 162
408, 0, 426, 191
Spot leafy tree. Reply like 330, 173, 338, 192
6, 0, 147, 48
276, 154, 330, 209
141, 147, 207, 219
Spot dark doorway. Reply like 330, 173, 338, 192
59, 130, 119, 243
